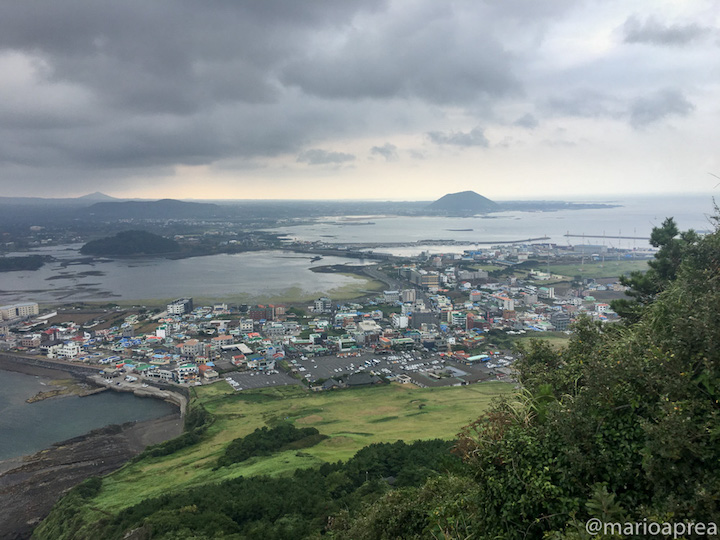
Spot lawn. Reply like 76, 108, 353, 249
514, 331, 571, 350
90, 381, 511, 512
540, 259, 650, 280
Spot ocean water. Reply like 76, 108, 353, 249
271, 194, 718, 249
0, 194, 716, 303
0, 370, 176, 461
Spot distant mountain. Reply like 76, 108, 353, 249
427, 191, 500, 214
82, 198, 226, 220
77, 192, 118, 201
80, 230, 180, 256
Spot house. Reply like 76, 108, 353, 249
174, 364, 199, 384
345, 373, 383, 387
198, 364, 219, 379
47, 342, 81, 360
321, 378, 344, 391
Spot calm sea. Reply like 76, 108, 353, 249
0, 194, 716, 303
271, 194, 718, 250
0, 370, 176, 461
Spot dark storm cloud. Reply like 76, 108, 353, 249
629, 88, 694, 129
426, 127, 489, 147
622, 15, 714, 46
280, 3, 522, 105
370, 143, 399, 162
297, 149, 355, 165
0, 0, 385, 189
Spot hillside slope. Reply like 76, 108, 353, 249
427, 190, 500, 214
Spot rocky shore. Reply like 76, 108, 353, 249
0, 354, 188, 539
0, 414, 183, 540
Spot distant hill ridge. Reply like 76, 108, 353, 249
80, 230, 180, 256
84, 198, 223, 219
428, 190, 500, 214
77, 192, 118, 201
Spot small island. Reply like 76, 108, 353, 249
80, 230, 180, 257
0, 255, 48, 272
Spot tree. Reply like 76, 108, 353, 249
612, 217, 699, 322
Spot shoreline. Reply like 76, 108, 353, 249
0, 353, 187, 412
0, 355, 187, 538
0, 413, 183, 539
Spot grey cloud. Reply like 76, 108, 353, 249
629, 88, 694, 128
0, 0, 387, 189
297, 149, 355, 165
370, 143, 399, 162
513, 113, 539, 129
622, 15, 714, 46
426, 127, 489, 147
281, 2, 522, 105
545, 87, 695, 128
545, 90, 624, 119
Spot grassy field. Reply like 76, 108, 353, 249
90, 381, 511, 513
540, 259, 649, 280
514, 331, 571, 350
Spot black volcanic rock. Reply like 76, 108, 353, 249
427, 191, 500, 214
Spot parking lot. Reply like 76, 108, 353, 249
285, 349, 514, 387
225, 370, 300, 391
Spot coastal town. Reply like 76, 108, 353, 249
0, 240, 650, 398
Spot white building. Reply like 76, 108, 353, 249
238, 318, 254, 332
401, 289, 417, 303
313, 297, 332, 313
47, 342, 81, 360
167, 298, 193, 315
391, 313, 409, 329
0, 302, 39, 320
383, 290, 400, 303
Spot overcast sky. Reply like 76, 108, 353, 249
0, 0, 718, 200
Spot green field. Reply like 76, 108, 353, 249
514, 331, 571, 350
90, 382, 511, 513
540, 259, 649, 280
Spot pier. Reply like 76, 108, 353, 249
564, 234, 649, 241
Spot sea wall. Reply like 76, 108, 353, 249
0, 353, 101, 378
0, 352, 189, 413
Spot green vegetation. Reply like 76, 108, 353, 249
133, 401, 214, 461
539, 258, 650, 280
36, 439, 459, 540
35, 382, 509, 538
216, 423, 326, 468
611, 217, 699, 322
0, 254, 46, 272
513, 331, 571, 350
38, 217, 720, 539
80, 230, 180, 256
333, 218, 720, 538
